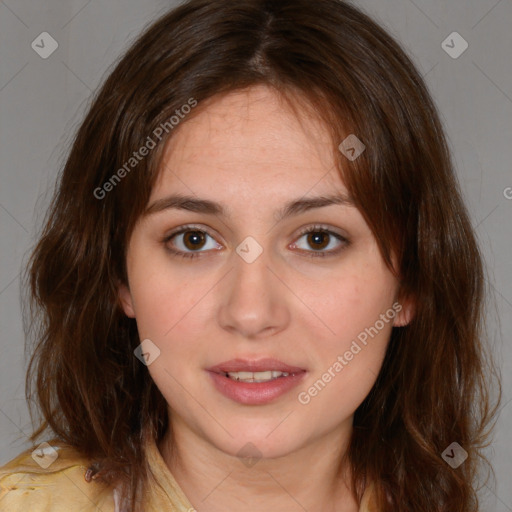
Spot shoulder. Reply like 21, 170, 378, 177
0, 439, 114, 512
360, 481, 379, 512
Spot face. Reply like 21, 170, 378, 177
119, 85, 412, 460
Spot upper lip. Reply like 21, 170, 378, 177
207, 358, 306, 374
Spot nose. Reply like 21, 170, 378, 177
217, 243, 290, 340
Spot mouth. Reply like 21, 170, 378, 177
219, 370, 298, 383
206, 358, 307, 404
208, 358, 306, 380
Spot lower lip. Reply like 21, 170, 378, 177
207, 371, 307, 405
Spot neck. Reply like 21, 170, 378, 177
159, 416, 359, 512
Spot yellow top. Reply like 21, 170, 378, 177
0, 437, 377, 511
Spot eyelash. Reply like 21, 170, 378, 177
162, 224, 350, 260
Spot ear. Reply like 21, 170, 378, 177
392, 292, 415, 327
117, 282, 136, 318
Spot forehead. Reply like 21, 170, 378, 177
153, 85, 347, 201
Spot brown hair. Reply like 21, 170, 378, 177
23, 0, 500, 510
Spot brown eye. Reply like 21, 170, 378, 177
292, 226, 349, 258
182, 230, 207, 250
163, 226, 222, 260
306, 231, 330, 251
163, 224, 349, 261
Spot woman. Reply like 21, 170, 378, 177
0, 0, 500, 510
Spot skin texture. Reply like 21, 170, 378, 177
118, 85, 413, 511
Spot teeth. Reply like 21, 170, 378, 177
226, 370, 291, 382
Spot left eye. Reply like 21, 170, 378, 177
163, 225, 349, 259
291, 227, 348, 256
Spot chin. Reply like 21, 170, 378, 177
204, 421, 306, 462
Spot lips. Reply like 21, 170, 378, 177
206, 358, 308, 404
207, 358, 306, 374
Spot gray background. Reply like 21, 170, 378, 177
0, 0, 510, 510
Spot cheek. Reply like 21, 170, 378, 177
295, 259, 397, 412
126, 244, 211, 339
129, 268, 209, 399
296, 289, 393, 419
300, 264, 396, 354
132, 285, 210, 347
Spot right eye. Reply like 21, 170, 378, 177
163, 225, 222, 259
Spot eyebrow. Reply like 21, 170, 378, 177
144, 192, 355, 222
